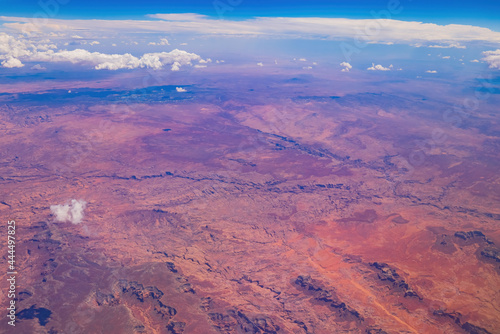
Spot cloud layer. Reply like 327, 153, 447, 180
50, 199, 87, 224
2, 14, 500, 46
1, 15, 500, 72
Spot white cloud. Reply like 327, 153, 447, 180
194, 64, 207, 68
138, 50, 201, 70
176, 87, 187, 92
31, 64, 46, 70
303, 66, 312, 70
340, 61, 352, 72
482, 49, 500, 69
29, 49, 141, 69
442, 56, 450, 59
3, 14, 500, 46
89, 41, 100, 45
417, 43, 466, 49
36, 43, 57, 51
50, 199, 87, 225
0, 32, 34, 59
426, 70, 437, 73
299, 58, 307, 61
368, 41, 394, 45
0, 33, 204, 70
149, 38, 169, 46
470, 59, 479, 63
367, 63, 392, 71
1, 57, 24, 68
257, 62, 263, 66
171, 61, 181, 71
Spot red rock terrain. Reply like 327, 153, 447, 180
0, 72, 499, 334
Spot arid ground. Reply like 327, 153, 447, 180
1, 66, 499, 334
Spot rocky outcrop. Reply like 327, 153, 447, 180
481, 249, 500, 262
166, 321, 186, 334
119, 280, 164, 302
95, 291, 119, 306
454, 231, 493, 245
294, 275, 363, 322
433, 310, 491, 334
366, 329, 388, 334
461, 322, 492, 334
208, 310, 280, 334
200, 297, 213, 312
106, 280, 179, 323
369, 263, 422, 300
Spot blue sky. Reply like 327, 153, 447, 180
1, 0, 499, 29
0, 0, 499, 75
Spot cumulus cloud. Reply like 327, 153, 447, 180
257, 62, 263, 66
138, 50, 201, 70
470, 59, 479, 63
50, 199, 87, 224
367, 63, 393, 71
1, 57, 24, 68
0, 32, 34, 59
442, 56, 450, 59
36, 43, 57, 51
0, 33, 203, 70
0, 32, 208, 71
176, 87, 187, 92
29, 48, 141, 69
31, 64, 46, 70
426, 70, 437, 73
148, 38, 169, 46
340, 61, 352, 72
171, 61, 181, 71
482, 49, 500, 69
89, 41, 100, 45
